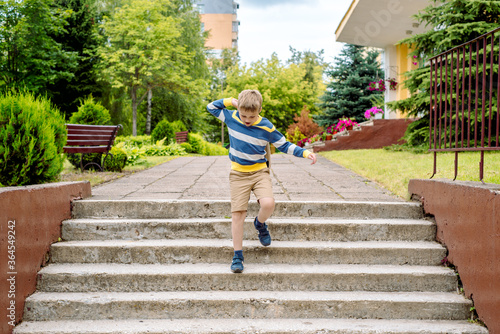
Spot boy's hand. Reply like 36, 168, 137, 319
308, 153, 317, 165
232, 98, 238, 109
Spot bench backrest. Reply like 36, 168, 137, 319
64, 124, 121, 154
175, 131, 189, 144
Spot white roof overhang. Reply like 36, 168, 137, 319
335, 0, 432, 48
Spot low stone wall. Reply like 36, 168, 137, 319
409, 179, 500, 334
313, 119, 412, 152
0, 182, 91, 334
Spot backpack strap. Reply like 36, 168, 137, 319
265, 143, 271, 169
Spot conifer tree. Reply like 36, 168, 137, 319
47, 0, 103, 118
315, 44, 383, 127
389, 0, 500, 146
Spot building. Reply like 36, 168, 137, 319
197, 0, 239, 58
335, 0, 431, 119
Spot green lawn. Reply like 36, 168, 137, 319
320, 149, 500, 200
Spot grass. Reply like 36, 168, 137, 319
58, 156, 179, 187
319, 149, 500, 200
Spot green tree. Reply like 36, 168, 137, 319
222, 53, 325, 134
46, 0, 104, 118
203, 48, 240, 144
288, 47, 328, 88
207, 48, 239, 101
389, 0, 500, 145
315, 44, 383, 127
97, 0, 205, 136
0, 0, 78, 94
141, 0, 209, 134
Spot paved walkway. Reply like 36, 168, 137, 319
91, 155, 402, 202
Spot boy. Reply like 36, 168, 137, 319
207, 90, 317, 273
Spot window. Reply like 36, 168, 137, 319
232, 21, 239, 32
207, 49, 223, 58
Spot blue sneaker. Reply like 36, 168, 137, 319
254, 217, 271, 246
231, 254, 244, 273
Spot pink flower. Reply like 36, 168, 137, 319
364, 107, 383, 119
335, 119, 358, 132
368, 79, 386, 91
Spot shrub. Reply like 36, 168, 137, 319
402, 117, 429, 147
164, 143, 187, 156
286, 126, 306, 145
151, 120, 175, 144
103, 146, 128, 172
114, 139, 187, 166
188, 133, 205, 154
204, 141, 228, 156
170, 120, 187, 133
286, 107, 322, 139
67, 96, 113, 170
143, 139, 185, 156
180, 142, 194, 153
0, 91, 66, 186
115, 135, 152, 147
187, 133, 228, 156
69, 95, 111, 125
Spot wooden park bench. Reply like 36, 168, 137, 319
63, 124, 122, 171
175, 131, 189, 143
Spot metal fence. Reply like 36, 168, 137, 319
429, 27, 500, 182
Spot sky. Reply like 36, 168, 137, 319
235, 0, 353, 66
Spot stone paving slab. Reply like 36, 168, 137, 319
91, 155, 402, 202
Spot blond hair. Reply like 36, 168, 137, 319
238, 90, 262, 113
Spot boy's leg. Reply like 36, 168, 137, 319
257, 197, 275, 223
231, 210, 247, 251
231, 210, 246, 273
229, 170, 252, 273
253, 169, 275, 246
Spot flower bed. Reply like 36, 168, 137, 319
364, 107, 383, 119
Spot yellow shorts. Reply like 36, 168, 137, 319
229, 167, 274, 212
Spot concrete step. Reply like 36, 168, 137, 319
62, 218, 436, 242
36, 263, 458, 293
49, 239, 446, 266
71, 200, 423, 219
13, 318, 489, 334
22, 291, 472, 321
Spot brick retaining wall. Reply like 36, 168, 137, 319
409, 179, 500, 334
0, 182, 91, 334
313, 119, 413, 152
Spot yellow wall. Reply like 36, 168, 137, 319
201, 14, 234, 49
396, 44, 418, 103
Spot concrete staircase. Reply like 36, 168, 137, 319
15, 200, 488, 334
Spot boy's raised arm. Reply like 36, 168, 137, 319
207, 98, 234, 122
231, 98, 238, 109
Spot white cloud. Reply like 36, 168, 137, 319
236, 0, 351, 66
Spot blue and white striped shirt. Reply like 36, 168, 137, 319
207, 98, 312, 172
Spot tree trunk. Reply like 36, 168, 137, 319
132, 86, 137, 136
146, 88, 152, 135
